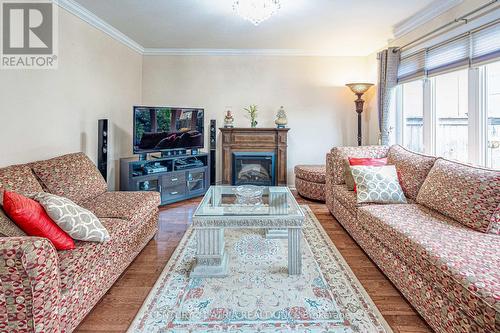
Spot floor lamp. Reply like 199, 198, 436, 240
346, 83, 374, 146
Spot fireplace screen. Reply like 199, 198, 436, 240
232, 152, 276, 186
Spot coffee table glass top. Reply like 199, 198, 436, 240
194, 186, 303, 217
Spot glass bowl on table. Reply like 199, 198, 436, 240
233, 185, 264, 206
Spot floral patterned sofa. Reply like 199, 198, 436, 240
326, 145, 500, 333
0, 153, 160, 333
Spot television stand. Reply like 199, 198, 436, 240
120, 153, 210, 205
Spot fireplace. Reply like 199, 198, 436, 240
220, 128, 289, 186
232, 152, 276, 186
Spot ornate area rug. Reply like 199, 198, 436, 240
128, 206, 391, 333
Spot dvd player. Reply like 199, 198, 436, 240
144, 163, 169, 174
175, 161, 204, 170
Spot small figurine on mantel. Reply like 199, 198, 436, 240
275, 106, 288, 128
224, 109, 234, 128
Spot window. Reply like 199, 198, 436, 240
396, 64, 500, 169
395, 20, 500, 168
433, 69, 469, 162
399, 80, 424, 152
485, 61, 500, 169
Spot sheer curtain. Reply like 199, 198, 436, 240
377, 47, 400, 145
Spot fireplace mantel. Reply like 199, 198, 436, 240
220, 127, 289, 186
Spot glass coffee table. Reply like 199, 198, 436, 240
190, 186, 305, 278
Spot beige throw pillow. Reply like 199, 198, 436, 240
350, 165, 407, 204
343, 159, 356, 190
33, 192, 110, 242
0, 206, 26, 237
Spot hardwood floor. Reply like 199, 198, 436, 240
74, 194, 433, 333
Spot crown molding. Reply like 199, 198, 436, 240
142, 48, 342, 56
55, 0, 144, 54
393, 0, 463, 39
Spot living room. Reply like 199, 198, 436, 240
0, 0, 498, 332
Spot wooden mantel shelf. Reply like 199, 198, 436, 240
219, 127, 290, 186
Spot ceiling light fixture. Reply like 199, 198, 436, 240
233, 0, 281, 26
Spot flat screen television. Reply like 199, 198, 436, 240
133, 106, 204, 154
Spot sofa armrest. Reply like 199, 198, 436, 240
328, 146, 390, 185
0, 237, 61, 332
325, 152, 336, 207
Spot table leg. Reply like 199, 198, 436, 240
190, 228, 228, 278
288, 228, 302, 275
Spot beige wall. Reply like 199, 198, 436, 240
3, 1, 488, 189
0, 9, 142, 189
142, 55, 377, 185
0, 7, 381, 189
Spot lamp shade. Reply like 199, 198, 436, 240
346, 83, 374, 95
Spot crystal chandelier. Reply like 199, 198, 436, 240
233, 0, 281, 26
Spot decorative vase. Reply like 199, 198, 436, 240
224, 110, 234, 128
275, 106, 287, 128
244, 105, 258, 128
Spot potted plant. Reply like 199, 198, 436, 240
244, 105, 258, 128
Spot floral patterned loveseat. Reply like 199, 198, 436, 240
326, 145, 499, 333
0, 152, 160, 332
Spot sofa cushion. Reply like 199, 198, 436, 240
416, 158, 500, 233
0, 164, 44, 237
57, 214, 158, 333
358, 204, 500, 329
352, 206, 495, 332
33, 192, 110, 242
3, 190, 75, 250
350, 165, 407, 204
387, 145, 436, 200
345, 157, 388, 191
31, 153, 107, 205
57, 218, 132, 292
333, 184, 414, 215
81, 191, 160, 224
329, 146, 389, 185
0, 207, 25, 237
0, 164, 44, 200
57, 212, 158, 332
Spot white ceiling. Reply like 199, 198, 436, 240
72, 0, 436, 56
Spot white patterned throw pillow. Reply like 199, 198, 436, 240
33, 192, 110, 242
350, 165, 407, 204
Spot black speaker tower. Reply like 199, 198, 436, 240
98, 119, 108, 181
209, 119, 216, 185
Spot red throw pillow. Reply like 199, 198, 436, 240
348, 157, 388, 192
3, 191, 75, 250
349, 157, 388, 167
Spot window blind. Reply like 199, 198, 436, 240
397, 50, 426, 83
471, 20, 500, 65
397, 19, 500, 83
426, 34, 470, 75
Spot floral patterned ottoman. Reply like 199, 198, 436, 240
294, 165, 326, 202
